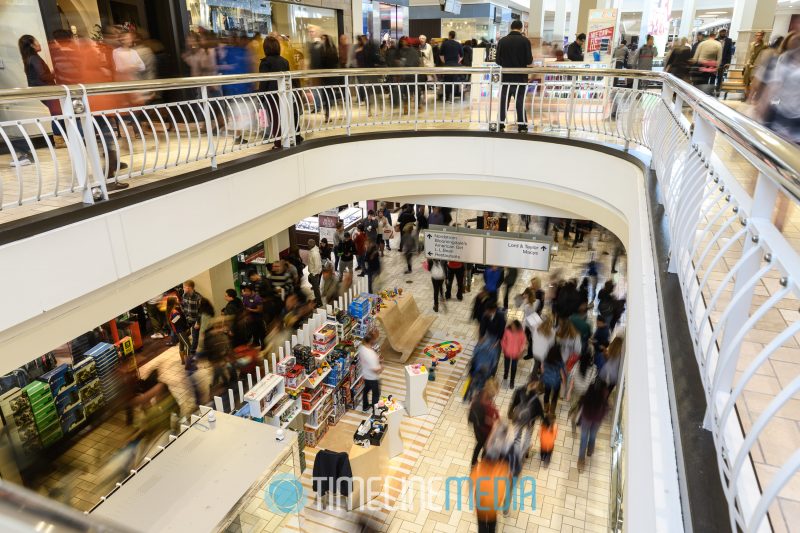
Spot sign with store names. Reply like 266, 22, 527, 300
484, 237, 551, 271
423, 230, 484, 264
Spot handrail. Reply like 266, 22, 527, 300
1, 65, 795, 204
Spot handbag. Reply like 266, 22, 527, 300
431, 262, 445, 280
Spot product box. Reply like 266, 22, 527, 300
23, 381, 51, 403
73, 359, 98, 387
349, 295, 371, 318
83, 395, 105, 418
60, 404, 85, 434
276, 355, 296, 376
285, 365, 306, 389
53, 385, 80, 413
38, 364, 73, 397
293, 344, 314, 372
79, 379, 103, 403
313, 323, 337, 345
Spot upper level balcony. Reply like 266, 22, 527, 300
0, 66, 798, 533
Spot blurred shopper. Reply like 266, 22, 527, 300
530, 313, 555, 376
716, 28, 734, 92
258, 35, 291, 149
428, 259, 446, 312
183, 31, 219, 97
462, 39, 474, 66
333, 222, 345, 271
470, 446, 509, 533
440, 30, 463, 100
365, 240, 381, 293
483, 265, 503, 301
612, 39, 629, 68
308, 27, 339, 122
321, 264, 340, 306
307, 238, 323, 306
756, 32, 800, 144
692, 29, 722, 86
632, 34, 658, 72
337, 231, 357, 280
241, 283, 265, 347
319, 238, 333, 263
567, 33, 586, 61
419, 34, 435, 69
577, 381, 608, 471
468, 377, 499, 465
744, 31, 768, 98
401, 223, 415, 273
566, 347, 598, 429
14, 34, 62, 163
502, 267, 518, 309
112, 29, 145, 82
354, 223, 368, 275
387, 36, 420, 112
600, 337, 624, 393
480, 301, 506, 343
181, 280, 203, 356
541, 345, 566, 417
501, 319, 527, 388
664, 37, 692, 81
359, 329, 383, 411
166, 296, 191, 362
376, 212, 388, 256
445, 260, 465, 300
338, 34, 351, 68
248, 32, 265, 72
218, 32, 252, 96
495, 19, 532, 132
691, 33, 704, 56
222, 288, 244, 317
539, 415, 557, 466
749, 36, 784, 104
509, 373, 545, 459
146, 294, 167, 339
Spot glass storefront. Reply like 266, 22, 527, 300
185, 0, 339, 50
441, 18, 496, 42
361, 1, 408, 41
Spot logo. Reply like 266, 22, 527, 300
263, 473, 307, 514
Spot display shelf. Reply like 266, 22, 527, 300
280, 409, 301, 429
243, 374, 284, 418
301, 386, 333, 415
267, 397, 294, 419
305, 367, 331, 389
311, 344, 336, 362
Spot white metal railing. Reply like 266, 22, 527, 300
1, 66, 800, 533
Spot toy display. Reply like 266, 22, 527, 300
423, 341, 463, 365
312, 323, 338, 358
407, 363, 427, 375
0, 388, 41, 458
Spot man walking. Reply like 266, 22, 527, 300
495, 20, 532, 132
307, 238, 323, 306
337, 231, 357, 280
440, 30, 463, 100
716, 29, 734, 93
181, 280, 203, 355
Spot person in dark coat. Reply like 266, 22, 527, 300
567, 33, 586, 61
258, 35, 293, 149
716, 28, 734, 92
495, 20, 533, 131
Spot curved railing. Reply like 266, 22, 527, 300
1, 66, 800, 533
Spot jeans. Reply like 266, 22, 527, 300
338, 259, 353, 280
308, 273, 322, 306
499, 79, 527, 128
579, 418, 602, 459
189, 323, 199, 354
356, 253, 366, 272
471, 437, 485, 465
363, 379, 380, 411
543, 381, 561, 412
446, 265, 464, 299
502, 357, 518, 385
432, 278, 444, 310
477, 518, 496, 533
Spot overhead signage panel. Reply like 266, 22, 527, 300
423, 231, 484, 264
484, 237, 551, 271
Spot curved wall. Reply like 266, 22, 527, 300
0, 134, 681, 532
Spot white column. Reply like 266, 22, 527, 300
678, 0, 696, 39
351, 0, 363, 38
568, 0, 582, 41
554, 0, 569, 46
730, 0, 778, 65
529, 0, 545, 39
639, 0, 673, 58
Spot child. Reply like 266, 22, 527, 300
540, 415, 557, 466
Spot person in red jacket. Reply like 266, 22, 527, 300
445, 260, 465, 300
354, 223, 368, 277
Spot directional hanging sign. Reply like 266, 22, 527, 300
484, 237, 552, 271
424, 230, 485, 264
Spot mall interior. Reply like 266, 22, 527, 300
0, 0, 799, 532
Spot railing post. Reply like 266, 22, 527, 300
59, 86, 95, 205
344, 75, 352, 136
77, 84, 108, 202
566, 75, 577, 138
278, 74, 295, 148
200, 85, 217, 169
624, 78, 639, 151
704, 173, 778, 431
414, 74, 419, 131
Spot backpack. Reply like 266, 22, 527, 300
431, 262, 445, 280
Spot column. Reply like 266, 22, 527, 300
639, 0, 673, 59
264, 229, 290, 263
351, 0, 363, 38
730, 0, 778, 65
678, 0, 696, 39
529, 0, 545, 40
191, 259, 236, 312
575, 0, 596, 38
553, 0, 568, 47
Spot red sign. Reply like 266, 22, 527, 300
587, 27, 614, 52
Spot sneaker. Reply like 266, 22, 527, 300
577, 457, 586, 471
9, 153, 32, 167
150, 332, 164, 339
106, 181, 130, 191
587, 443, 595, 457
523, 355, 534, 360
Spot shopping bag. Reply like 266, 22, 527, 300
258, 108, 269, 129
460, 376, 472, 397
566, 352, 580, 372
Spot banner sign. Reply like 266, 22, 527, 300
587, 8, 617, 52
423, 226, 553, 271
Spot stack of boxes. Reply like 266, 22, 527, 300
0, 388, 41, 458
293, 345, 314, 374
348, 296, 373, 338
84, 343, 122, 405
73, 358, 104, 417
312, 323, 337, 358
23, 382, 62, 448
39, 364, 85, 436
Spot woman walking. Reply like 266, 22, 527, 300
577, 381, 609, 471
541, 345, 566, 417
566, 347, 598, 430
468, 378, 499, 466
501, 320, 527, 389
530, 313, 555, 377
428, 259, 446, 312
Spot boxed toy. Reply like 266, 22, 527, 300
285, 364, 306, 389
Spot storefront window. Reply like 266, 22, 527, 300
185, 0, 338, 51
441, 18, 495, 42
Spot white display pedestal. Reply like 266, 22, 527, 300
382, 402, 405, 459
404, 364, 429, 417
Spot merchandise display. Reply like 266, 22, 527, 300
0, 388, 42, 458
39, 364, 85, 435
85, 342, 123, 405
243, 374, 285, 418
423, 341, 463, 365
23, 381, 62, 448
